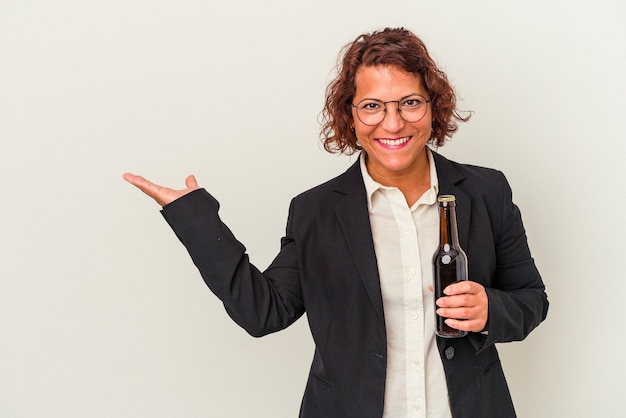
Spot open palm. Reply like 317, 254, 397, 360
123, 173, 199, 207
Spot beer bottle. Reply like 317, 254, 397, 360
433, 195, 468, 338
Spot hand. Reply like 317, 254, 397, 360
435, 281, 488, 333
123, 173, 199, 207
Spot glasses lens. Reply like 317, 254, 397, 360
398, 95, 428, 123
355, 99, 385, 126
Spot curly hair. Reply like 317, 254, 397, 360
320, 27, 470, 154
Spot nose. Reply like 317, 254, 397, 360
380, 103, 405, 132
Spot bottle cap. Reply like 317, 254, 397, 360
437, 195, 456, 203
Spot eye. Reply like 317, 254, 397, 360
401, 96, 425, 109
359, 100, 383, 112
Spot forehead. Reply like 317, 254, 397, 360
354, 65, 426, 99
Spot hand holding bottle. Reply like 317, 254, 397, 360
435, 281, 489, 333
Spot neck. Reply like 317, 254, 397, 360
365, 150, 431, 206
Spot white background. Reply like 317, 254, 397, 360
1, 1, 625, 417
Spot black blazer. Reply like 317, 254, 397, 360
162, 151, 548, 418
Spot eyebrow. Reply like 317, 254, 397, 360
356, 93, 429, 102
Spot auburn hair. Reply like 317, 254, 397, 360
321, 27, 470, 154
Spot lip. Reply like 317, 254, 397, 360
376, 136, 412, 149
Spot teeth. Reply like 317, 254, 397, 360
379, 136, 410, 146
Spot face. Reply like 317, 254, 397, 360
352, 65, 432, 185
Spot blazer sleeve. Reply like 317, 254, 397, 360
160, 188, 305, 337
481, 171, 549, 349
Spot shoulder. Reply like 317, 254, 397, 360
292, 159, 363, 204
432, 150, 517, 228
433, 150, 506, 183
432, 150, 511, 197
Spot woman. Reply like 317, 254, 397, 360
124, 28, 548, 418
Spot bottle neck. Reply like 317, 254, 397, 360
439, 204, 460, 248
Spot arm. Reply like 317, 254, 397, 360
436, 171, 548, 345
123, 173, 305, 337
479, 173, 548, 345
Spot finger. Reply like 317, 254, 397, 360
443, 281, 470, 296
438, 302, 488, 331
185, 174, 199, 190
122, 172, 155, 190
436, 294, 472, 308
444, 280, 482, 296
437, 306, 472, 319
444, 318, 485, 333
122, 173, 167, 202
122, 172, 139, 184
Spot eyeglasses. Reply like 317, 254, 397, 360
351, 94, 431, 126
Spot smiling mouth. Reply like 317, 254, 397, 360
378, 136, 411, 146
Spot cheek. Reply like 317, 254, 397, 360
353, 124, 376, 143
414, 117, 434, 136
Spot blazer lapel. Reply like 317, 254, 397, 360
329, 151, 472, 324
333, 160, 385, 323
432, 151, 471, 251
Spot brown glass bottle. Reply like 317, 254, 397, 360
433, 195, 468, 338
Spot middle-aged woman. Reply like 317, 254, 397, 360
124, 27, 548, 418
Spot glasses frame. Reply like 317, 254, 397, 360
351, 94, 432, 126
